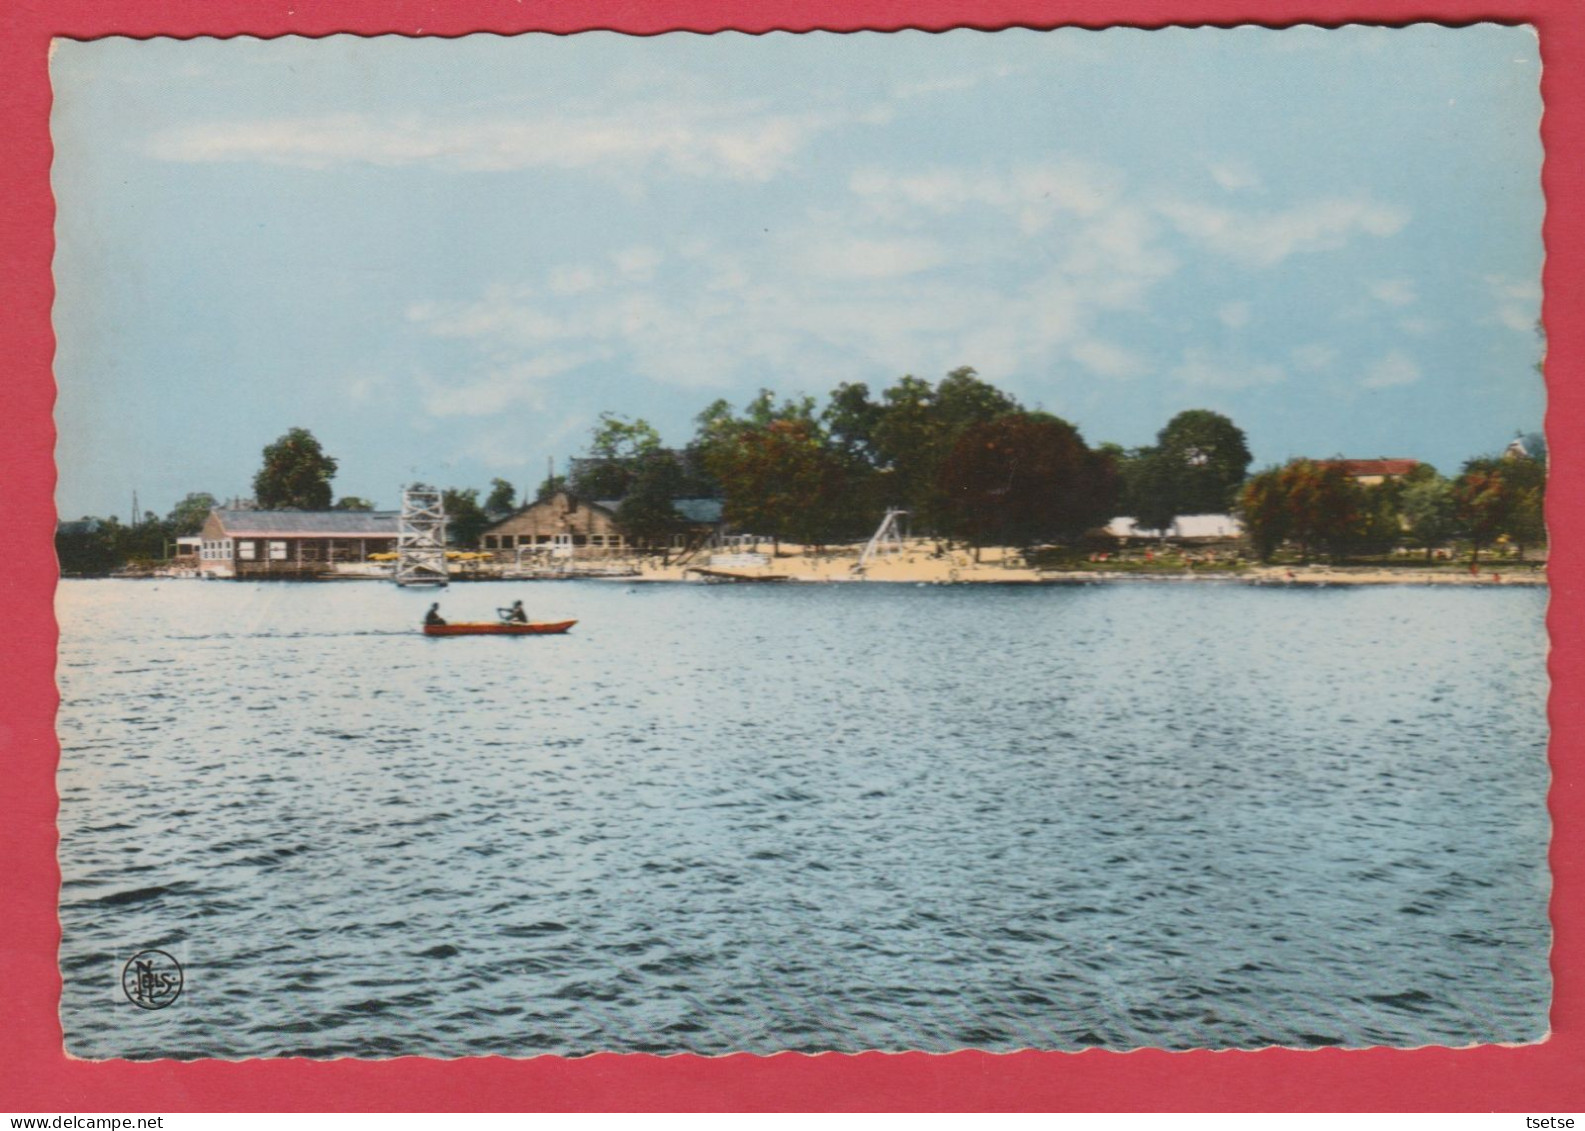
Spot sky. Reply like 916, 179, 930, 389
50, 25, 1545, 521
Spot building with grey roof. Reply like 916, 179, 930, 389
198, 508, 400, 578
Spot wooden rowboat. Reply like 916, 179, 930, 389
423, 620, 577, 636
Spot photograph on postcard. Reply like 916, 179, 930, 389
50, 25, 1549, 1058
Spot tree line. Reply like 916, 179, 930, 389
562, 368, 1179, 558
56, 379, 1547, 574
1238, 450, 1546, 564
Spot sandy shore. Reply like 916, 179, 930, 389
623, 545, 1547, 587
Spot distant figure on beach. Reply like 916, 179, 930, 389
498, 599, 527, 624
425, 602, 446, 626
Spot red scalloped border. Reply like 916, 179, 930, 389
4, 0, 1581, 1111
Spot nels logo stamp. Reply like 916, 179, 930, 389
121, 949, 183, 1011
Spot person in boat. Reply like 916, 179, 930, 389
424, 603, 447, 626
497, 599, 528, 624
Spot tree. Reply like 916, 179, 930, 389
485, 478, 517, 515
1154, 410, 1252, 515
55, 517, 122, 576
871, 368, 1020, 529
1401, 474, 1456, 560
937, 412, 1119, 557
1119, 448, 1180, 535
535, 473, 568, 502
1237, 460, 1362, 562
1286, 460, 1362, 561
1124, 410, 1252, 535
702, 417, 858, 552
1237, 467, 1290, 562
165, 492, 218, 535
572, 414, 663, 498
253, 428, 338, 510
333, 496, 375, 511
1454, 454, 1547, 562
821, 381, 884, 465
1349, 481, 1405, 556
442, 488, 490, 548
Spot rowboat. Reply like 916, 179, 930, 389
423, 620, 577, 636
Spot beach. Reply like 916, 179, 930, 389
618, 542, 1548, 587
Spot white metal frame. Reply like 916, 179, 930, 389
396, 484, 449, 587
856, 509, 908, 571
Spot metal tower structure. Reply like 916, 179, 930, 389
396, 484, 449, 587
855, 509, 908, 572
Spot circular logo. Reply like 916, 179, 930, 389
121, 949, 183, 1010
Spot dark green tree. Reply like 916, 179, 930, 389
535, 473, 568, 502
1119, 448, 1180, 535
572, 414, 663, 498
253, 427, 338, 510
1154, 409, 1252, 515
616, 450, 687, 560
872, 368, 1019, 528
485, 478, 517, 514
821, 381, 885, 465
165, 491, 218, 535
442, 487, 490, 548
333, 496, 375, 511
1401, 473, 1456, 560
55, 517, 123, 576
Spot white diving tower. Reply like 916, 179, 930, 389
395, 484, 449, 587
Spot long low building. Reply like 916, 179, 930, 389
1105, 513, 1243, 540
198, 509, 400, 578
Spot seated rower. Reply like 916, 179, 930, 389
424, 602, 447, 626
497, 599, 528, 624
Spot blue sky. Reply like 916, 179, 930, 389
51, 25, 1544, 520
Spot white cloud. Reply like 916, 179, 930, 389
1398, 317, 1437, 336
546, 264, 605, 295
400, 158, 1422, 416
1361, 350, 1423, 389
850, 160, 1126, 229
405, 160, 1186, 409
1218, 301, 1252, 329
612, 246, 663, 282
1367, 278, 1417, 306
416, 351, 612, 417
1157, 197, 1409, 268
1208, 160, 1262, 192
1072, 339, 1149, 379
1170, 348, 1285, 390
1486, 274, 1542, 332
794, 236, 947, 279
1291, 343, 1337, 371
889, 60, 1023, 102
147, 102, 846, 181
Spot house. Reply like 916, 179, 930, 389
1316, 458, 1421, 486
478, 491, 724, 556
198, 509, 400, 578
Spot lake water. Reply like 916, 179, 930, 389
55, 578, 1552, 1058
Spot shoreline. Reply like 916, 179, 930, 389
107, 547, 1548, 587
